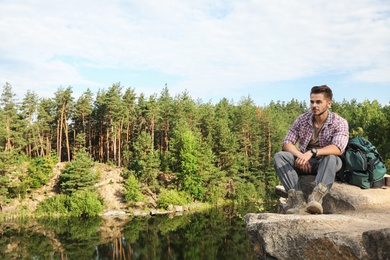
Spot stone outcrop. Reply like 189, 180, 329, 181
245, 175, 390, 259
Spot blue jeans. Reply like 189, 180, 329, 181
273, 151, 342, 192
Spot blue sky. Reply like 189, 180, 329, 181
1, 0, 389, 106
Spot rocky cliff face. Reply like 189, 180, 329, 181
245, 175, 390, 260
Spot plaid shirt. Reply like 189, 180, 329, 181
282, 111, 349, 153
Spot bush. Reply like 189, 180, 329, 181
0, 176, 10, 198
182, 175, 206, 201
35, 190, 103, 217
35, 194, 69, 217
124, 174, 144, 203
232, 181, 258, 202
8, 181, 30, 199
157, 189, 191, 210
68, 190, 104, 217
205, 182, 226, 204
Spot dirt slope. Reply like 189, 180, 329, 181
93, 163, 128, 213
1, 162, 128, 215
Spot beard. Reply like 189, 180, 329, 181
313, 107, 328, 116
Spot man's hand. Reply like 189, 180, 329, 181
294, 152, 313, 173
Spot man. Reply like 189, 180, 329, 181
273, 85, 349, 214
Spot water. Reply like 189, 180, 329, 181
0, 204, 258, 259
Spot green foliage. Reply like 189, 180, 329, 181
67, 190, 104, 217
231, 180, 258, 202
182, 175, 206, 201
169, 122, 213, 201
0, 83, 25, 153
0, 153, 58, 202
35, 190, 103, 217
0, 151, 20, 175
157, 189, 191, 210
27, 156, 55, 188
205, 180, 227, 204
130, 131, 160, 187
0, 175, 10, 203
262, 166, 280, 202
2, 82, 390, 208
59, 150, 98, 195
35, 194, 69, 216
123, 173, 145, 203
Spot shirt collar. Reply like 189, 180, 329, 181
310, 110, 332, 126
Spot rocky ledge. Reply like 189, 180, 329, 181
245, 175, 390, 260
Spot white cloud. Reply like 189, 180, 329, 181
349, 67, 390, 83
0, 0, 389, 101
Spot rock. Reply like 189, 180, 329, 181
135, 201, 146, 208
277, 175, 390, 214
150, 209, 174, 215
245, 213, 390, 259
245, 176, 390, 259
103, 210, 128, 216
363, 228, 390, 259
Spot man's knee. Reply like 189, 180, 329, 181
274, 151, 294, 167
273, 151, 287, 165
273, 151, 283, 162
322, 154, 342, 171
324, 154, 340, 163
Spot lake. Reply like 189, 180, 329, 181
0, 204, 259, 259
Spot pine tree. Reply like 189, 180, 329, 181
54, 87, 74, 162
131, 131, 160, 188
156, 85, 173, 170
36, 98, 56, 157
59, 150, 98, 195
73, 89, 94, 153
0, 83, 23, 154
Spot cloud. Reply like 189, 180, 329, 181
349, 67, 390, 83
0, 0, 389, 101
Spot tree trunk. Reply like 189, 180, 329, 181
57, 117, 62, 162
117, 120, 123, 167
64, 113, 70, 161
113, 125, 117, 164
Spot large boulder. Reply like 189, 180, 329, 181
245, 176, 390, 259
245, 213, 390, 260
276, 175, 390, 214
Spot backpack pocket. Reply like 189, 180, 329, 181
347, 170, 371, 189
345, 149, 367, 172
371, 157, 387, 182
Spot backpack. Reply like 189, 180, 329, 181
338, 136, 387, 189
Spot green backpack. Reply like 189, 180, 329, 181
339, 137, 387, 189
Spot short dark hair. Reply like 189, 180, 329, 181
311, 85, 333, 101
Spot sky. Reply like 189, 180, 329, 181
1, 0, 390, 106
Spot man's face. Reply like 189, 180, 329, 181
310, 93, 331, 116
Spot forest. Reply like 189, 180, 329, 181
0, 82, 389, 216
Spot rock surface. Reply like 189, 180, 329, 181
245, 175, 390, 260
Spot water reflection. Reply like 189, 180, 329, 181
0, 205, 256, 259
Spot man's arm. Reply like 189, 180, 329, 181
330, 115, 349, 153
282, 143, 313, 173
315, 144, 343, 157
282, 143, 302, 157
285, 143, 342, 173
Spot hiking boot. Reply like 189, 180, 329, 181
286, 189, 307, 214
306, 183, 328, 214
